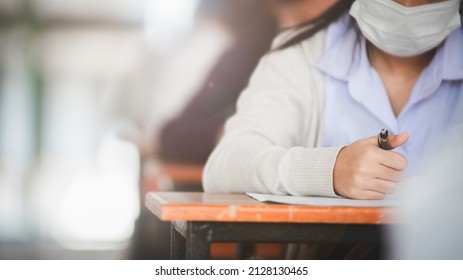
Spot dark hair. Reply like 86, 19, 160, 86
276, 0, 463, 51
275, 0, 355, 50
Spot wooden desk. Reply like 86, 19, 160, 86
146, 192, 397, 259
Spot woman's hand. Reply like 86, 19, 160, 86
333, 133, 409, 200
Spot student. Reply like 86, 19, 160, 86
204, 0, 463, 200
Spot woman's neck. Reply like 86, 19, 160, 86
368, 43, 435, 80
368, 43, 436, 117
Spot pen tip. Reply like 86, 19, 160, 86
380, 129, 388, 137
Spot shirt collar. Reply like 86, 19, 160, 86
315, 14, 358, 82
442, 27, 463, 81
316, 14, 399, 130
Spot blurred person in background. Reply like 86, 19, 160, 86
133, 0, 271, 260
157, 0, 337, 166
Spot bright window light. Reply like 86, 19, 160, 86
50, 135, 140, 249
144, 0, 200, 52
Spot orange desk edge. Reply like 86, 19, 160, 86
146, 192, 397, 225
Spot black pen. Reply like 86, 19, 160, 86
378, 129, 391, 150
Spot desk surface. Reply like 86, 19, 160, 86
146, 192, 397, 224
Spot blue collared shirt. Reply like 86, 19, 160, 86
317, 14, 463, 174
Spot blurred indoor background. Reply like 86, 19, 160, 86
0, 0, 261, 259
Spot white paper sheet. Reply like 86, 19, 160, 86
247, 193, 398, 208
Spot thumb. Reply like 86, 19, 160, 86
389, 132, 409, 149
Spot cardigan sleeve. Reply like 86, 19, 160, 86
203, 36, 343, 197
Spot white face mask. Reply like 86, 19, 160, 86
350, 0, 461, 57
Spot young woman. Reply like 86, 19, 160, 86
203, 0, 463, 200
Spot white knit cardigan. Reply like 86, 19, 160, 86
203, 29, 344, 198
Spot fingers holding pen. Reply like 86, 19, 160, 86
387, 132, 409, 150
333, 132, 409, 200
378, 131, 408, 170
